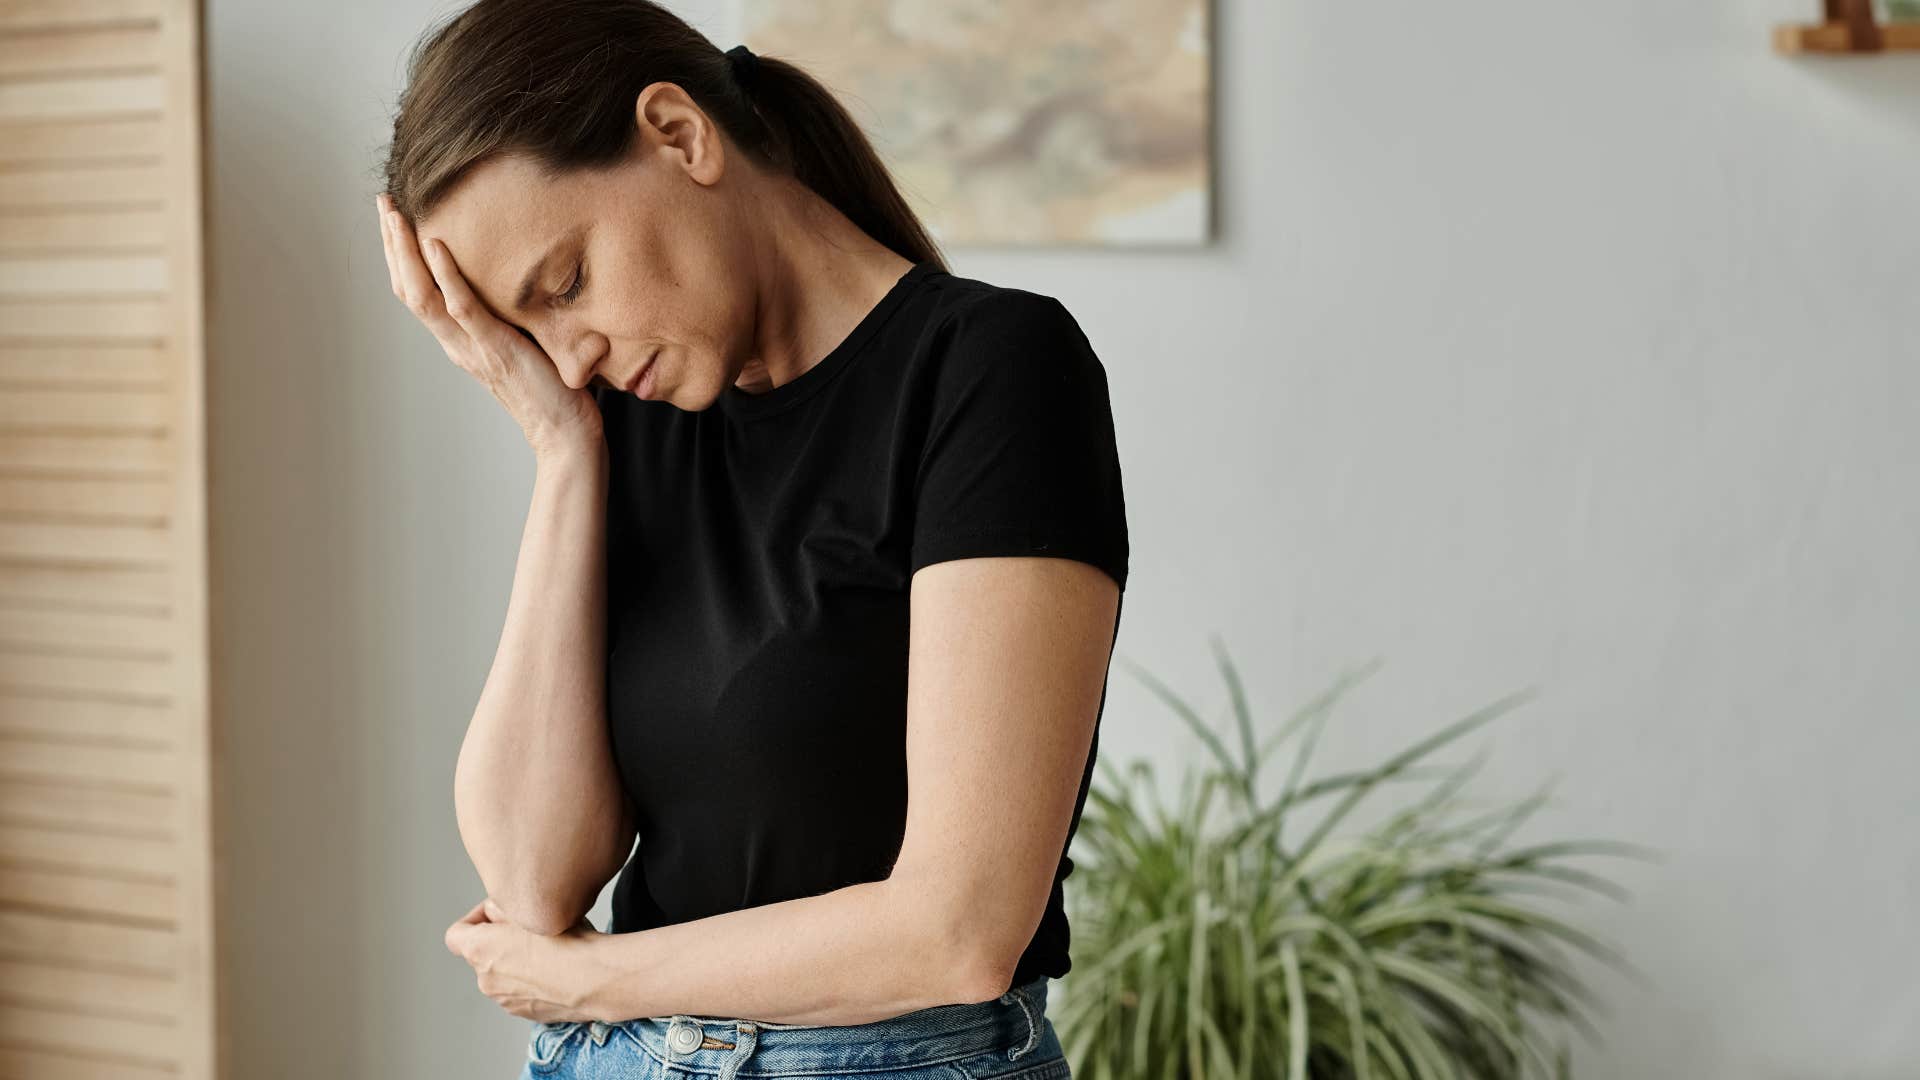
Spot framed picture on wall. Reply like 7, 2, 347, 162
741, 0, 1214, 247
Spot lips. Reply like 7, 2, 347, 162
615, 351, 654, 395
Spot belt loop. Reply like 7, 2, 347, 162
717, 1019, 759, 1080
1004, 984, 1040, 1061
527, 1021, 581, 1069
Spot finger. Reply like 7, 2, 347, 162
386, 207, 464, 343
456, 921, 504, 967
389, 218, 477, 363
482, 896, 509, 923
377, 196, 403, 297
387, 206, 439, 313
457, 898, 489, 925
421, 237, 500, 340
422, 238, 529, 364
445, 898, 487, 955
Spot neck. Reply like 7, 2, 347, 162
734, 175, 916, 396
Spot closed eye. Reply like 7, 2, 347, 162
557, 261, 586, 306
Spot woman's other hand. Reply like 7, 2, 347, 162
444, 896, 611, 1022
378, 193, 602, 457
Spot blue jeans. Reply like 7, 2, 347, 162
517, 976, 1067, 1079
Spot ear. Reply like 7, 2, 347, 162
632, 80, 730, 187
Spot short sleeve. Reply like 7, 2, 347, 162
909, 291, 1129, 591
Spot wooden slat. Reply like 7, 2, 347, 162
0, 771, 174, 829
0, 255, 167, 297
16, 515, 167, 561
0, 161, 166, 208
0, 603, 174, 651
0, 0, 167, 34
0, 908, 177, 972
0, 345, 170, 384
0, 212, 167, 255
0, 736, 175, 786
0, 1006, 180, 1074
0, 820, 174, 879
0, 299, 169, 342
0, 861, 174, 922
0, 477, 170, 518
0, 25, 161, 79
0, 958, 177, 1018
0, 476, 170, 517
0, 561, 172, 607
0, 389, 173, 430
0, 649, 174, 696
0, 519, 170, 564
0, 75, 163, 122
0, 1043, 177, 1080
0, 432, 172, 475
0, 120, 164, 166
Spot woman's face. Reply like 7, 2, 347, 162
413, 84, 755, 408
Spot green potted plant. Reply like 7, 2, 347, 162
1058, 641, 1656, 1079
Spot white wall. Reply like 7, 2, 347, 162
207, 0, 1919, 1076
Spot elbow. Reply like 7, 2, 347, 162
452, 780, 633, 939
948, 949, 1020, 1007
902, 889, 1024, 1006
489, 886, 592, 938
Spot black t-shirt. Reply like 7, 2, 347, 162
596, 260, 1129, 995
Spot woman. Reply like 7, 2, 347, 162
375, 2, 1127, 1077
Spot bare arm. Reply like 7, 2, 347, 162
376, 194, 637, 938
452, 434, 636, 937
566, 555, 1119, 1023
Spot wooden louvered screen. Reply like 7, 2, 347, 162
0, 1, 218, 1078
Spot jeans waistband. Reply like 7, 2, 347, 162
552, 977, 1050, 1078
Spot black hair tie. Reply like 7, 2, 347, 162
726, 44, 761, 94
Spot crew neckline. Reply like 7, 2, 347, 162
718, 259, 938, 421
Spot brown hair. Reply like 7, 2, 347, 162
376, 0, 945, 271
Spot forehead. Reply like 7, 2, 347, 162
416, 155, 588, 315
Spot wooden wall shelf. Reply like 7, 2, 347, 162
1776, 20, 1920, 52
1775, 0, 1920, 52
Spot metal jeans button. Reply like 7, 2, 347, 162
667, 1021, 703, 1054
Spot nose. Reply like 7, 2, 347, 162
551, 334, 604, 391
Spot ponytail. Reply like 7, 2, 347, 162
729, 51, 946, 271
